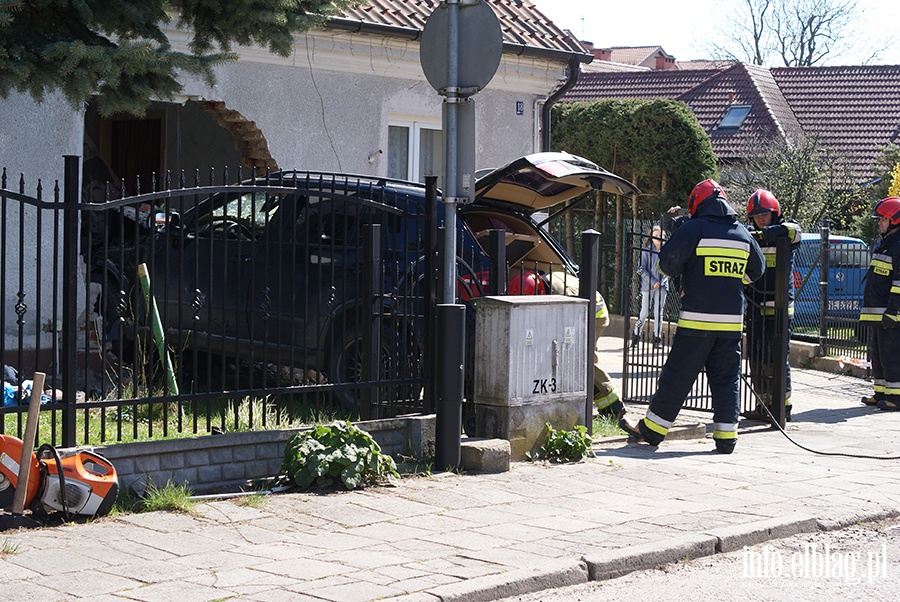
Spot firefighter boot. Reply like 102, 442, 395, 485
652, 336, 662, 349
861, 395, 880, 406
715, 438, 736, 454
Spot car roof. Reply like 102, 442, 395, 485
196, 153, 639, 219
799, 232, 867, 245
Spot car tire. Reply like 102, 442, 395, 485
327, 321, 424, 415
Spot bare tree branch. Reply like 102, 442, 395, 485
706, 0, 888, 66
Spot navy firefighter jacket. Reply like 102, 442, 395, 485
658, 197, 765, 338
745, 217, 802, 316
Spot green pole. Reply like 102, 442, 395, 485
137, 263, 179, 395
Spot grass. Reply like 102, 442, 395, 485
592, 413, 627, 437
233, 491, 269, 508
3, 394, 340, 448
0, 539, 20, 556
112, 479, 196, 515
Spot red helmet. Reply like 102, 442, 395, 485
507, 270, 547, 295
746, 189, 781, 217
873, 197, 900, 225
688, 179, 724, 216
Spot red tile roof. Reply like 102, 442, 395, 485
335, 0, 585, 56
563, 69, 722, 102
563, 63, 900, 182
772, 65, 900, 181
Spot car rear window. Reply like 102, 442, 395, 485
794, 241, 869, 269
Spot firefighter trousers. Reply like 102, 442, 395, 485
638, 333, 741, 449
870, 325, 900, 403
592, 311, 622, 416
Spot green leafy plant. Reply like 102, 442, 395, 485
532, 423, 595, 463
279, 421, 399, 490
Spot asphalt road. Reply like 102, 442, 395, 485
501, 518, 900, 601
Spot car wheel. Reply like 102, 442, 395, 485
327, 322, 423, 414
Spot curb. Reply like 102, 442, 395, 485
594, 422, 706, 446
584, 532, 718, 581
425, 558, 588, 602
704, 514, 818, 553
816, 506, 900, 531
424, 509, 900, 601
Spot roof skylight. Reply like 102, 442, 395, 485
718, 105, 752, 129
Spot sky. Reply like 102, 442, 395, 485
530, 0, 900, 66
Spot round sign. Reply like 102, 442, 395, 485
419, 1, 503, 94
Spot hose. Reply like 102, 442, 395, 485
753, 402, 900, 460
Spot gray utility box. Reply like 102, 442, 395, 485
472, 295, 588, 459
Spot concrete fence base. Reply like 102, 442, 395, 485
86, 414, 436, 495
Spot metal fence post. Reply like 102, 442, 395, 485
580, 229, 600, 435
362, 223, 382, 419
818, 222, 830, 356
62, 155, 79, 447
770, 236, 791, 428
435, 303, 464, 471
424, 177, 438, 414
488, 230, 506, 295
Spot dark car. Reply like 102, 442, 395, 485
89, 153, 637, 405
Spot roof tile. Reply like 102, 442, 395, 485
337, 0, 584, 54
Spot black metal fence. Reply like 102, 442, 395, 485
2, 157, 435, 446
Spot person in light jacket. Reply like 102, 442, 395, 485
631, 225, 669, 349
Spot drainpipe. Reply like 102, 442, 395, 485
541, 55, 581, 152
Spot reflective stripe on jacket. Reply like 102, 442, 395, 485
861, 229, 900, 323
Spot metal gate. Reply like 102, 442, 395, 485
621, 227, 794, 416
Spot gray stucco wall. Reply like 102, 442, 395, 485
0, 93, 85, 342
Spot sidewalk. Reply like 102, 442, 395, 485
1, 338, 898, 602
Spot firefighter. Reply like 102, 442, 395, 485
508, 269, 624, 420
620, 180, 765, 453
859, 197, 900, 411
743, 190, 802, 422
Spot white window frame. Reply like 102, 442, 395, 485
388, 116, 442, 183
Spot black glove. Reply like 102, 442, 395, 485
883, 313, 899, 329
761, 224, 786, 246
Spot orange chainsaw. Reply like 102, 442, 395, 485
0, 434, 119, 518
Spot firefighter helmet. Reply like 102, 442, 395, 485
746, 189, 781, 217
872, 197, 900, 225
507, 270, 547, 295
688, 179, 724, 216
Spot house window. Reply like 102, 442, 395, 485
388, 119, 443, 185
718, 105, 752, 130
